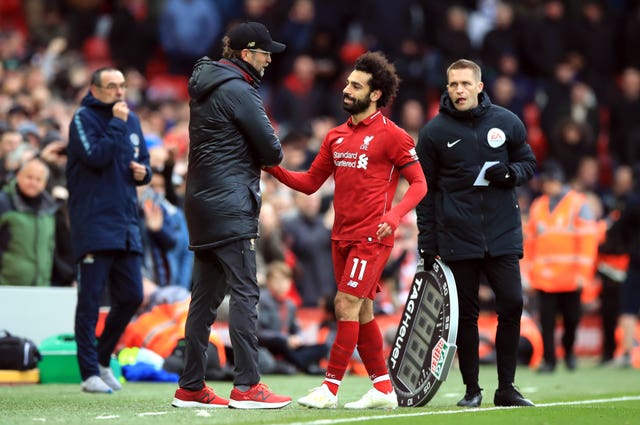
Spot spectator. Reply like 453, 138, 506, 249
519, 0, 570, 79
272, 55, 326, 136
0, 157, 57, 286
158, 0, 223, 76
609, 67, 640, 166
256, 198, 287, 286
525, 160, 599, 373
547, 118, 596, 181
138, 181, 177, 289
596, 165, 633, 365
144, 169, 192, 289
606, 174, 640, 368
434, 5, 473, 86
480, 2, 520, 77
257, 261, 329, 375
0, 129, 35, 186
569, 0, 618, 106
392, 38, 430, 121
66, 67, 151, 394
282, 190, 336, 308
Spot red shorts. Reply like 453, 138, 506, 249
332, 239, 393, 300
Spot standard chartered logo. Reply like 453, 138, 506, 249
357, 154, 369, 169
333, 151, 368, 169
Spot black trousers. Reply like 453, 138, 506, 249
180, 239, 260, 390
599, 275, 621, 361
536, 289, 582, 366
448, 254, 524, 391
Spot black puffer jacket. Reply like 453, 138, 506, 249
185, 57, 283, 250
416, 92, 536, 261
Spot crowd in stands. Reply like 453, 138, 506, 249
1, 0, 640, 373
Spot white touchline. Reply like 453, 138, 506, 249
275, 395, 640, 425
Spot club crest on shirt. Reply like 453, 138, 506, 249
361, 135, 374, 150
130, 133, 140, 159
487, 128, 506, 148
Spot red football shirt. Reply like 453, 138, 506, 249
310, 111, 419, 245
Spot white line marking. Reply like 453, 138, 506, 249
95, 415, 119, 420
276, 395, 640, 425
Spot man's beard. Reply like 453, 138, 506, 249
343, 94, 370, 115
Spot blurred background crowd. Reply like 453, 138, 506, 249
1, 0, 640, 370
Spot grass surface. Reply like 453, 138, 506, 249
1, 360, 639, 425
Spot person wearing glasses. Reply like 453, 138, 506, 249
171, 22, 291, 409
66, 67, 151, 393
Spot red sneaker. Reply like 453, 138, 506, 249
172, 386, 230, 408
229, 383, 292, 409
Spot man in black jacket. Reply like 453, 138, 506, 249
416, 59, 536, 408
171, 22, 291, 410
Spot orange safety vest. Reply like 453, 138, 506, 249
121, 299, 226, 365
525, 190, 599, 293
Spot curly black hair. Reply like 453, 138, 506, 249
353, 51, 400, 108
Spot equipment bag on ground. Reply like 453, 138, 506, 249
0, 330, 41, 370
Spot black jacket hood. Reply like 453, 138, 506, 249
188, 57, 262, 101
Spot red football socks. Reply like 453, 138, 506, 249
358, 319, 393, 394
323, 320, 359, 395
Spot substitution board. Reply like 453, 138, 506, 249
387, 258, 459, 407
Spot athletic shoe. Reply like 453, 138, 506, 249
81, 376, 113, 394
228, 383, 291, 409
565, 354, 577, 371
494, 385, 534, 407
603, 353, 632, 369
297, 384, 338, 409
98, 364, 122, 391
456, 390, 482, 407
536, 362, 556, 373
344, 388, 398, 410
172, 386, 230, 408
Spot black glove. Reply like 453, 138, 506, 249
419, 249, 437, 271
484, 163, 516, 188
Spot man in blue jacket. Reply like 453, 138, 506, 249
66, 67, 151, 394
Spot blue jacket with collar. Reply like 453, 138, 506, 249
66, 92, 151, 261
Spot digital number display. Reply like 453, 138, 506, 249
388, 260, 459, 407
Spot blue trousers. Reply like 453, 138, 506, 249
75, 251, 143, 380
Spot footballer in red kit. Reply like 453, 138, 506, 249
266, 51, 427, 409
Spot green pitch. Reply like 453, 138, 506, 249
1, 360, 638, 425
